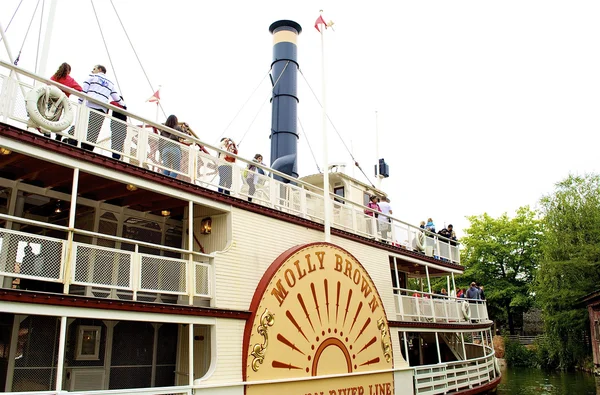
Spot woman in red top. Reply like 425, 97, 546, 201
49, 63, 82, 140
50, 63, 82, 97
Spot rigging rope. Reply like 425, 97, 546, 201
237, 61, 293, 146
218, 61, 291, 144
13, 0, 41, 65
298, 68, 376, 188
109, 0, 166, 119
298, 117, 321, 173
90, 0, 122, 94
237, 95, 269, 147
0, 0, 24, 44
216, 70, 270, 142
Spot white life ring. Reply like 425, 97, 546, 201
494, 357, 501, 375
461, 301, 471, 320
25, 84, 74, 132
415, 231, 426, 251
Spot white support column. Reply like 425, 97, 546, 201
5, 315, 26, 391
425, 266, 436, 321
132, 244, 140, 301
63, 168, 79, 294
151, 323, 162, 387
451, 273, 457, 298
403, 331, 410, 366
188, 323, 194, 386
103, 320, 116, 389
460, 332, 467, 361
188, 201, 194, 306
55, 316, 68, 392
435, 332, 442, 364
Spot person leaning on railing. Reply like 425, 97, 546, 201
159, 115, 188, 178
77, 65, 126, 152
47, 62, 83, 140
217, 137, 238, 195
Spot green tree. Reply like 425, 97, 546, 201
535, 174, 600, 369
459, 207, 542, 334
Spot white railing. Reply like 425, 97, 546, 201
394, 288, 490, 323
414, 348, 498, 395
0, 61, 460, 264
0, 216, 212, 302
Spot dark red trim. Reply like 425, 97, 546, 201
388, 320, 493, 330
0, 289, 251, 320
0, 125, 464, 273
454, 375, 501, 394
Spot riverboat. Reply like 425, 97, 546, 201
0, 18, 500, 395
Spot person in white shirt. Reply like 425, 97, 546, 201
377, 197, 393, 241
78, 65, 126, 152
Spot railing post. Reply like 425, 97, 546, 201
231, 165, 241, 197
189, 148, 196, 184
300, 189, 307, 219
74, 105, 89, 148
132, 244, 139, 301
137, 126, 149, 168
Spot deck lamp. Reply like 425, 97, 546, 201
161, 210, 171, 217
126, 184, 138, 191
200, 217, 212, 234
0, 147, 11, 155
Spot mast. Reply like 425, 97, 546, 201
318, 10, 331, 242
37, 0, 58, 77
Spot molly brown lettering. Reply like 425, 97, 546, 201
271, 251, 326, 306
333, 254, 379, 313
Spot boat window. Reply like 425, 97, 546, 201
334, 186, 345, 204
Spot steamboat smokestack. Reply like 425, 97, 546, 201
269, 20, 302, 181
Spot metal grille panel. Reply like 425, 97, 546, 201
140, 254, 187, 294
73, 242, 133, 289
0, 229, 64, 281
195, 261, 210, 296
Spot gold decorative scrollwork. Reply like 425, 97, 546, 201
251, 309, 275, 372
377, 317, 392, 363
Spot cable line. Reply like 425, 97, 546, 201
298, 68, 375, 188
109, 0, 166, 119
13, 0, 41, 65
298, 117, 321, 173
216, 70, 270, 143
34, 0, 44, 73
90, 0, 122, 93
0, 0, 25, 44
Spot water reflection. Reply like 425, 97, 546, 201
496, 366, 599, 395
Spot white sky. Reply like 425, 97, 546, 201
1, 0, 599, 237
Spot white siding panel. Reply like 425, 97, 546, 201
202, 318, 245, 384
390, 327, 409, 368
214, 208, 398, 320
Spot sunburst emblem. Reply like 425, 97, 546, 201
244, 243, 393, 381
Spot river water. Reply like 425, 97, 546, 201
496, 366, 600, 394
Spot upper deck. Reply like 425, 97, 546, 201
0, 61, 485, 324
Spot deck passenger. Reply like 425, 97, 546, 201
159, 115, 188, 178
377, 197, 393, 241
218, 137, 238, 195
246, 154, 264, 202
48, 62, 82, 140
110, 96, 127, 159
78, 65, 126, 152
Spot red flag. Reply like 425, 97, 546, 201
314, 14, 327, 32
147, 89, 160, 103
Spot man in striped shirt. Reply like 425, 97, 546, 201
78, 65, 126, 151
